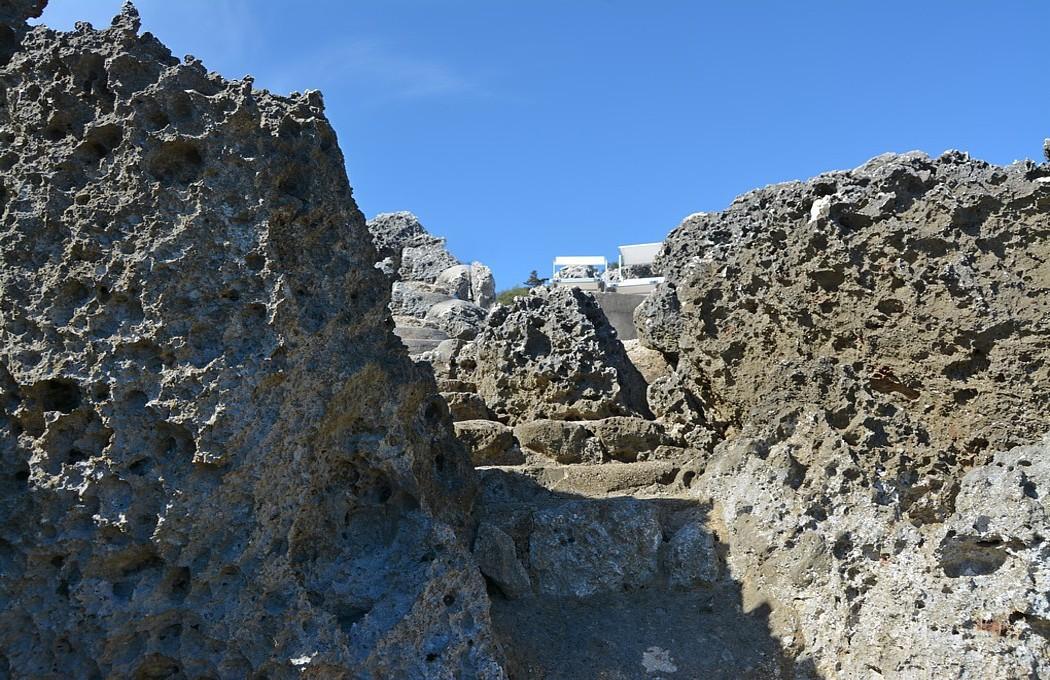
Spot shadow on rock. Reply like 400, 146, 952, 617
472, 468, 823, 679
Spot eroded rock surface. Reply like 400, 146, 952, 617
462, 287, 650, 424
646, 149, 1050, 677
0, 7, 502, 678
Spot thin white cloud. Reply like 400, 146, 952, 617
267, 40, 479, 102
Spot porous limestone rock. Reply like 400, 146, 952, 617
465, 287, 650, 424
588, 416, 676, 463
425, 298, 487, 341
367, 211, 458, 284
472, 523, 531, 600
469, 261, 496, 309
0, 6, 503, 678
435, 262, 495, 310
453, 420, 520, 466
389, 280, 454, 318
512, 419, 604, 465
442, 391, 492, 422
646, 149, 1050, 677
651, 150, 1050, 454
622, 338, 672, 385
696, 414, 1050, 679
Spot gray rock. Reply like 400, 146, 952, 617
453, 420, 520, 465
633, 284, 682, 355
425, 299, 488, 340
588, 416, 674, 462
512, 419, 604, 464
528, 500, 662, 597
469, 261, 496, 309
390, 280, 454, 318
1044, 137, 1050, 162
697, 414, 1050, 679
665, 522, 718, 589
436, 264, 474, 300
473, 524, 532, 600
622, 338, 672, 385
556, 264, 598, 279
442, 391, 493, 422
0, 8, 503, 678
401, 239, 460, 283
466, 287, 650, 424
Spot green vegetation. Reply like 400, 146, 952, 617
496, 286, 530, 306
523, 270, 548, 287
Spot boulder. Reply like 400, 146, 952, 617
466, 287, 650, 424
401, 239, 460, 283
390, 280, 454, 318
622, 338, 672, 384
435, 264, 474, 300
425, 299, 488, 340
469, 261, 496, 309
473, 524, 532, 600
588, 416, 674, 462
443, 391, 493, 422
649, 149, 1050, 677
0, 8, 503, 678
512, 419, 604, 464
453, 420, 520, 465
528, 500, 662, 597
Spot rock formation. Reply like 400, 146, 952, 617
0, 5, 503, 677
459, 286, 650, 424
642, 150, 1050, 677
368, 211, 494, 356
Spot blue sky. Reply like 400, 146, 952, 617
36, 1, 1050, 290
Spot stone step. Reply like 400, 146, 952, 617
477, 460, 694, 501
393, 325, 449, 341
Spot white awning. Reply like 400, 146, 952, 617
617, 242, 662, 267
553, 256, 607, 267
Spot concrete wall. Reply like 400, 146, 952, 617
594, 292, 646, 341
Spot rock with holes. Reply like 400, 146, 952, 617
442, 391, 492, 422
0, 6, 504, 678
695, 410, 1050, 679
464, 286, 650, 425
390, 280, 455, 318
425, 299, 488, 341
622, 338, 671, 385
649, 150, 1050, 459
588, 416, 676, 463
512, 419, 604, 465
473, 523, 532, 600
453, 420, 520, 466
528, 500, 663, 598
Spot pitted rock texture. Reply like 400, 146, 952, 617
0, 7, 503, 678
460, 286, 650, 425
650, 150, 1050, 455
696, 414, 1050, 679
644, 149, 1050, 677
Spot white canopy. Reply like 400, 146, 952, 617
617, 242, 662, 267
553, 256, 608, 267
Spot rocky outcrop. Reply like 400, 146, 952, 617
697, 415, 1050, 678
0, 6, 503, 678
645, 149, 1050, 677
461, 286, 650, 424
367, 212, 494, 358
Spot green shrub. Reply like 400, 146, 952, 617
495, 286, 530, 306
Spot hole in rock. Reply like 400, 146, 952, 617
34, 378, 83, 413
147, 139, 204, 185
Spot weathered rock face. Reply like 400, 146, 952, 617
653, 151, 1050, 454
697, 414, 1050, 678
463, 286, 650, 424
0, 7, 503, 678
645, 149, 1050, 676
